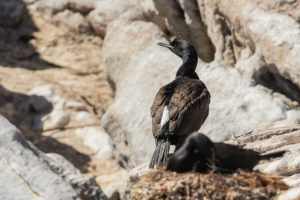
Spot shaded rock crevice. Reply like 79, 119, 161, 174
253, 64, 300, 104
152, 0, 215, 62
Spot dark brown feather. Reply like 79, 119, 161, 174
150, 77, 210, 148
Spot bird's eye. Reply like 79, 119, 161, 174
171, 40, 179, 46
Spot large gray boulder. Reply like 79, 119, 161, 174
0, 115, 106, 200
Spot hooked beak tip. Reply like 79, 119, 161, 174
157, 42, 172, 49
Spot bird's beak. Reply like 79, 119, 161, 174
157, 42, 173, 49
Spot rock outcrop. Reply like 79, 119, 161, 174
0, 115, 107, 200
228, 119, 300, 187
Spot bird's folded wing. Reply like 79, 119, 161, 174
168, 80, 210, 133
150, 84, 172, 137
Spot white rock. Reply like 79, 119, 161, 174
42, 109, 70, 130
277, 186, 300, 200
75, 111, 97, 124
65, 100, 87, 111
29, 85, 55, 101
75, 127, 113, 159
87, 0, 137, 37
51, 95, 66, 110
53, 9, 91, 33
35, 0, 69, 14
283, 173, 300, 187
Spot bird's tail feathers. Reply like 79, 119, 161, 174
149, 141, 162, 169
149, 140, 171, 169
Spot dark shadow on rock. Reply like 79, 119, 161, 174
0, 85, 91, 171
253, 64, 300, 103
0, 0, 62, 70
34, 136, 91, 172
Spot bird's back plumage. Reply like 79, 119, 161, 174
151, 77, 210, 148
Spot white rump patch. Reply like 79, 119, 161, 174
160, 105, 169, 127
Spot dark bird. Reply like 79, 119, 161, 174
149, 38, 210, 169
166, 132, 215, 173
166, 132, 286, 173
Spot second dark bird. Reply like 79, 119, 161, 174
149, 38, 210, 169
166, 132, 286, 173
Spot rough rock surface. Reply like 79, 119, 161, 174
150, 0, 300, 99
87, 0, 137, 37
0, 115, 106, 200
152, 0, 215, 62
53, 9, 91, 33
226, 119, 300, 186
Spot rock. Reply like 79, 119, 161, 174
103, 185, 120, 200
29, 84, 55, 100
138, 0, 167, 33
35, 0, 69, 14
102, 17, 300, 168
28, 85, 72, 131
284, 174, 300, 187
153, 0, 300, 96
75, 127, 113, 160
44, 153, 107, 200
0, 0, 25, 26
277, 186, 300, 200
87, 0, 138, 37
75, 111, 97, 124
0, 114, 106, 199
96, 170, 128, 199
22, 95, 52, 112
42, 109, 70, 130
143, 0, 300, 101
65, 100, 87, 111
224, 119, 300, 190
35, 0, 96, 15
68, 0, 96, 14
128, 162, 151, 182
53, 10, 91, 33
153, 0, 215, 62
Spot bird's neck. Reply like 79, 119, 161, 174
176, 50, 198, 79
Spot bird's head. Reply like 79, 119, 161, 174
157, 38, 196, 59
